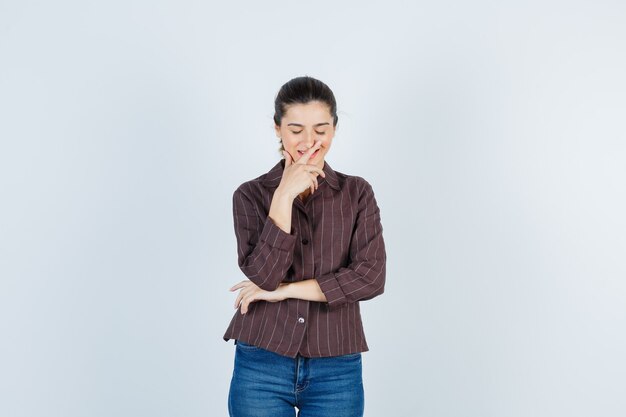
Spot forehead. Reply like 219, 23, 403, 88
283, 101, 332, 124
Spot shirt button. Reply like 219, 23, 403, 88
301, 238, 309, 245
298, 317, 305, 324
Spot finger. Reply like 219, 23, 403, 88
241, 297, 252, 315
309, 175, 319, 191
305, 166, 326, 178
229, 281, 244, 291
230, 279, 252, 291
282, 150, 294, 167
234, 283, 253, 308
234, 290, 244, 309
296, 139, 322, 164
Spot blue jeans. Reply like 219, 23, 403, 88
228, 340, 364, 417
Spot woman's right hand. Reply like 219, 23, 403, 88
278, 140, 326, 199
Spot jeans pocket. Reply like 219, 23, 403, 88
235, 339, 261, 350
335, 352, 362, 359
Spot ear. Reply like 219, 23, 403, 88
274, 124, 281, 138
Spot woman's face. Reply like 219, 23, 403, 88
275, 100, 336, 170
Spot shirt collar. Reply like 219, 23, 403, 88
261, 159, 341, 191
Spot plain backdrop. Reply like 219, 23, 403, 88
1, 1, 625, 416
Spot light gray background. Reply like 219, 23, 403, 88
1, 1, 625, 416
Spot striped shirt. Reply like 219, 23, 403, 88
222, 158, 386, 358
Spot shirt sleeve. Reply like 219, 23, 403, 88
316, 180, 387, 311
233, 186, 297, 291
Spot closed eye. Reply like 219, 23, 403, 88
291, 131, 326, 135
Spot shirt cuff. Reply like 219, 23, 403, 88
316, 272, 347, 310
259, 216, 297, 251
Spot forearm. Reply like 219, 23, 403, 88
268, 186, 294, 233
283, 279, 327, 302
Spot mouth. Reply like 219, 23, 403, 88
298, 149, 320, 158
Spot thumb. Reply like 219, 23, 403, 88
282, 150, 293, 167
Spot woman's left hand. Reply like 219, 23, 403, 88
229, 280, 289, 314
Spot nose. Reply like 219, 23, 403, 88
302, 131, 315, 148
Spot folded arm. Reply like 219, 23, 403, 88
233, 186, 297, 291
315, 180, 387, 311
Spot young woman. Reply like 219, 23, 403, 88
223, 76, 386, 417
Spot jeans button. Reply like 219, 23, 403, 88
298, 317, 305, 324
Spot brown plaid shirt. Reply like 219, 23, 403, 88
223, 158, 386, 358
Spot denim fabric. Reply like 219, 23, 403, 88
228, 340, 364, 417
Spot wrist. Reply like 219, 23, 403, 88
275, 185, 295, 201
278, 282, 293, 299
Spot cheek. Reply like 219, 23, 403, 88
282, 138, 298, 149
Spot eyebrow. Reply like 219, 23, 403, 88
287, 122, 330, 127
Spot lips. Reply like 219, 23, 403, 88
298, 149, 320, 158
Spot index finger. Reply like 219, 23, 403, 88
296, 139, 322, 165
229, 280, 250, 291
